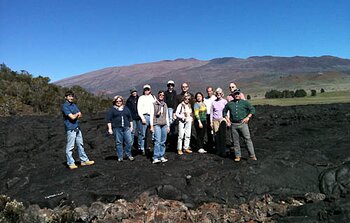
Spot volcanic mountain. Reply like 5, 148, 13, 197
55, 56, 350, 97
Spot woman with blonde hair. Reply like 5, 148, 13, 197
175, 92, 193, 155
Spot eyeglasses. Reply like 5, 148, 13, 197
159, 94, 165, 96
116, 100, 123, 102
229, 86, 236, 88
182, 85, 189, 88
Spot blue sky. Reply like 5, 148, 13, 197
1, 0, 349, 82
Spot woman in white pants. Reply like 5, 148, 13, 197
175, 92, 193, 155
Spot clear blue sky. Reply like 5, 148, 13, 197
1, 0, 349, 82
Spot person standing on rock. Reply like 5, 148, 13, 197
175, 92, 193, 155
107, 95, 134, 162
223, 89, 257, 162
150, 91, 170, 164
62, 91, 95, 169
164, 80, 177, 125
137, 84, 156, 155
204, 86, 216, 151
193, 92, 208, 154
210, 88, 228, 156
126, 87, 142, 150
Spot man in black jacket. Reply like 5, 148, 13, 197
164, 80, 177, 125
126, 88, 141, 149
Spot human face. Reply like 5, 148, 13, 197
233, 93, 241, 100
184, 96, 191, 104
196, 94, 203, 102
115, 98, 123, 106
65, 95, 74, 103
158, 93, 165, 101
229, 83, 237, 92
181, 83, 189, 92
207, 88, 213, 97
215, 92, 222, 99
131, 91, 137, 97
144, 88, 151, 95
167, 84, 174, 90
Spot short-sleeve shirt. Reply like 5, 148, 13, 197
62, 101, 80, 131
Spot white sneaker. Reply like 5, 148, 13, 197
198, 148, 207, 154
152, 159, 161, 164
160, 157, 168, 163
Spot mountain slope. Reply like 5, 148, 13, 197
55, 56, 350, 97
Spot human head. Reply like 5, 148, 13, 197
215, 87, 224, 98
181, 82, 189, 93
229, 82, 237, 93
157, 90, 165, 101
130, 88, 137, 97
195, 92, 204, 102
65, 91, 75, 102
113, 95, 124, 106
182, 92, 191, 103
206, 86, 214, 97
167, 80, 175, 89
143, 84, 151, 95
232, 89, 241, 100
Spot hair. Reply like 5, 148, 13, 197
65, 90, 74, 97
158, 90, 165, 95
113, 95, 124, 105
182, 92, 191, 101
206, 86, 213, 92
194, 92, 204, 102
215, 87, 224, 97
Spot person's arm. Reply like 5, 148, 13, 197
242, 101, 255, 123
150, 103, 155, 132
107, 123, 113, 134
175, 103, 185, 121
223, 104, 231, 126
137, 97, 146, 124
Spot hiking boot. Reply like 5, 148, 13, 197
81, 160, 95, 166
184, 148, 193, 154
250, 155, 257, 161
118, 158, 123, 162
68, 164, 78, 170
128, 156, 135, 161
234, 157, 241, 162
152, 158, 161, 164
160, 157, 168, 163
142, 150, 146, 156
178, 150, 183, 155
198, 148, 207, 154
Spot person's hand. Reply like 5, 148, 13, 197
210, 123, 214, 129
141, 118, 146, 124
77, 112, 82, 118
130, 126, 133, 133
150, 125, 154, 133
199, 122, 203, 129
242, 117, 250, 123
167, 127, 170, 133
108, 129, 113, 135
225, 119, 231, 127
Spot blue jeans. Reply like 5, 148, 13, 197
114, 127, 132, 158
140, 115, 151, 151
230, 123, 255, 157
65, 128, 89, 165
153, 125, 168, 159
167, 108, 174, 125
131, 119, 142, 148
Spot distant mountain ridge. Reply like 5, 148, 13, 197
55, 56, 350, 97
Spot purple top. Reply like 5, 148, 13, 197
210, 98, 227, 122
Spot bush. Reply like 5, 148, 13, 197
265, 90, 282, 99
247, 95, 251, 100
311, 89, 317, 96
321, 88, 325, 93
294, 89, 307, 97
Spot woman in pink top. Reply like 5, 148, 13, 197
226, 82, 246, 101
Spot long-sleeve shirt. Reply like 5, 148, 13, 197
175, 102, 193, 122
210, 98, 227, 122
107, 106, 133, 128
125, 95, 140, 120
137, 94, 156, 118
193, 102, 207, 122
164, 90, 177, 109
223, 99, 255, 123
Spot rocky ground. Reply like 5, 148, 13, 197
0, 103, 350, 222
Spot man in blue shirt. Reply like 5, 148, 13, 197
62, 91, 94, 169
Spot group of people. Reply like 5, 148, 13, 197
61, 81, 257, 169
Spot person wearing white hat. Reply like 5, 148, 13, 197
137, 84, 156, 155
164, 80, 177, 125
